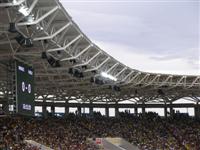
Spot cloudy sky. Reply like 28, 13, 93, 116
60, 0, 199, 75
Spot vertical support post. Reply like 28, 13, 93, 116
2, 101, 9, 114
115, 102, 119, 117
169, 102, 173, 117
164, 103, 167, 118
142, 101, 145, 115
65, 101, 69, 116
51, 105, 55, 116
89, 103, 93, 117
42, 98, 47, 118
105, 106, 109, 117
195, 102, 200, 119
42, 105, 47, 118
77, 106, 81, 116
134, 106, 138, 116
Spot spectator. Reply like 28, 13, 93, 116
0, 112, 199, 150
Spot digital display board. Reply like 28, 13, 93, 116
16, 61, 34, 116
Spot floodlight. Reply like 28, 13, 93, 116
26, 15, 35, 23
12, 0, 18, 4
101, 72, 117, 81
18, 5, 29, 16
36, 25, 44, 31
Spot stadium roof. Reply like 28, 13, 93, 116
0, 0, 199, 104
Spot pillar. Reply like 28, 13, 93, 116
169, 102, 173, 116
105, 107, 109, 117
194, 102, 200, 119
77, 106, 81, 116
2, 101, 9, 114
42, 105, 47, 118
164, 103, 167, 118
115, 102, 119, 117
89, 106, 93, 117
65, 101, 69, 116
134, 107, 138, 116
142, 102, 145, 115
51, 105, 55, 116
115, 107, 119, 117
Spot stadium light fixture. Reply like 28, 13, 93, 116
26, 14, 35, 22
18, 5, 29, 16
12, 0, 17, 4
36, 25, 43, 31
101, 72, 117, 81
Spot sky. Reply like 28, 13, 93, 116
59, 0, 200, 75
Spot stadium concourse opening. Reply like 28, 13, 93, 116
0, 0, 199, 150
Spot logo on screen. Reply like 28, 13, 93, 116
22, 104, 32, 110
22, 82, 25, 92
21, 82, 31, 93
28, 84, 31, 94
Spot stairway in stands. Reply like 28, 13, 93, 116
89, 137, 140, 150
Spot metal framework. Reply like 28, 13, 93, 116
0, 0, 199, 105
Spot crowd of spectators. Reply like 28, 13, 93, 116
0, 112, 200, 150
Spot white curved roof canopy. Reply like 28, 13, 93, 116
0, 0, 199, 103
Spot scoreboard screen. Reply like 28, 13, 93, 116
16, 61, 35, 116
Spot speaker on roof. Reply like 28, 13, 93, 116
113, 85, 121, 92
15, 33, 33, 47
90, 77, 94, 83
78, 72, 84, 78
69, 59, 76, 64
54, 60, 61, 68
41, 52, 47, 59
91, 70, 97, 74
135, 89, 138, 94
157, 89, 164, 95
47, 56, 55, 66
15, 33, 25, 45
44, 39, 48, 44
68, 68, 73, 74
95, 78, 104, 85
57, 50, 61, 55
24, 38, 33, 47
82, 65, 87, 69
8, 22, 17, 33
